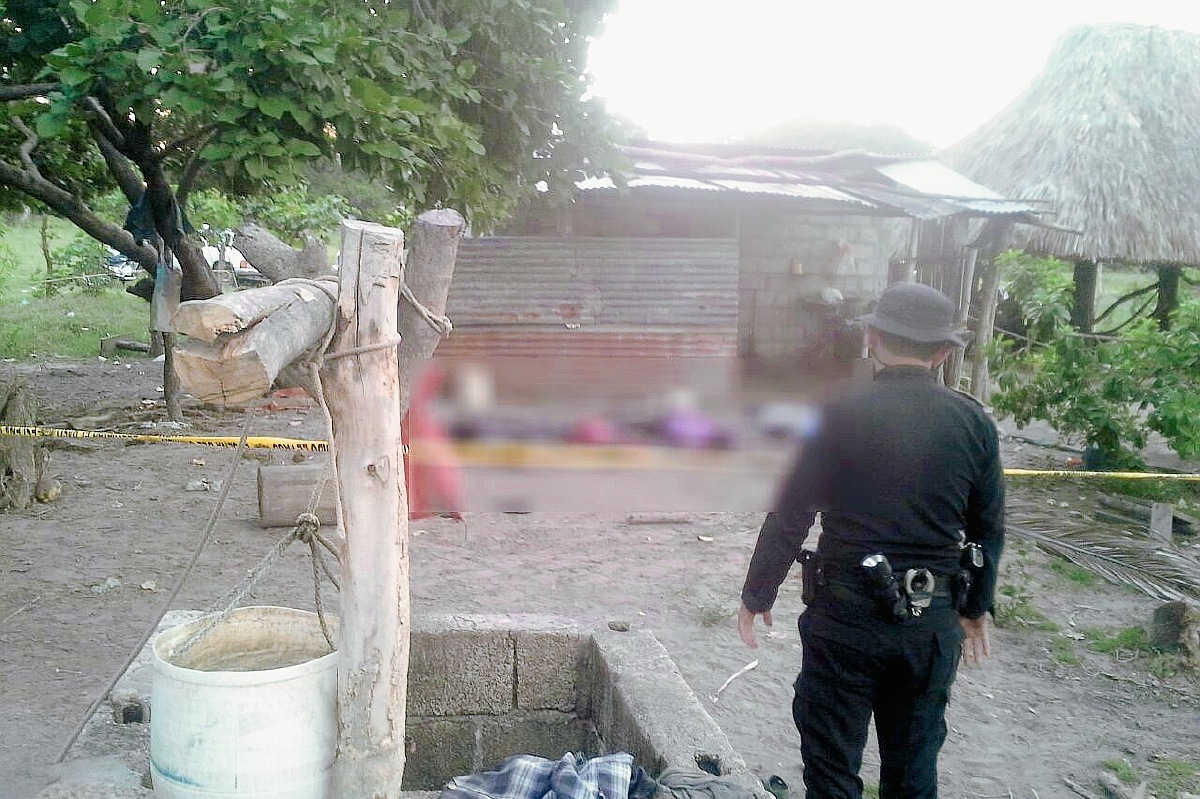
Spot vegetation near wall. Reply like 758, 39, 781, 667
988, 251, 1200, 467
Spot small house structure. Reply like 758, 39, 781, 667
437, 141, 1047, 403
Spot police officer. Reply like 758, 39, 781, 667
737, 282, 1005, 799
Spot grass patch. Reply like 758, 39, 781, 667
0, 287, 150, 359
1082, 626, 1148, 654
696, 604, 733, 628
1092, 477, 1200, 510
1047, 558, 1100, 587
1102, 759, 1141, 786
1151, 758, 1199, 799
1047, 638, 1079, 665
994, 584, 1059, 631
0, 216, 151, 359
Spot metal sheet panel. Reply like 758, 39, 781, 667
449, 237, 739, 329
436, 328, 738, 358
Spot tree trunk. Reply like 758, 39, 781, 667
398, 209, 465, 419
172, 280, 337, 406
0, 381, 38, 510
39, 216, 51, 284
1071, 260, 1098, 333
323, 220, 408, 798
1153, 263, 1182, 331
235, 223, 330, 282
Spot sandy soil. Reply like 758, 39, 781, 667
1, 357, 1198, 799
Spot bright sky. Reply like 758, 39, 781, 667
587, 0, 1200, 150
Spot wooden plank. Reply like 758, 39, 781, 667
257, 464, 337, 528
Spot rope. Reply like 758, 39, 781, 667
399, 271, 453, 338
56, 413, 253, 763
322, 336, 402, 362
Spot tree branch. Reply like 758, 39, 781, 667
90, 123, 145, 204
84, 96, 127, 151
173, 127, 218, 205
0, 158, 158, 268
9, 116, 43, 180
1095, 295, 1157, 337
0, 83, 59, 102
1094, 281, 1158, 326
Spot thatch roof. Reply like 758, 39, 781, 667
943, 24, 1200, 265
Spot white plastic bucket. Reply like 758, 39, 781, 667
150, 606, 339, 799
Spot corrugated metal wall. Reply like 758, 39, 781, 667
440, 237, 738, 358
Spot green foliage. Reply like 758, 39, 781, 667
1082, 626, 1148, 654
38, 235, 113, 296
1151, 758, 1199, 799
1, 0, 626, 271
244, 187, 352, 246
994, 583, 1059, 631
0, 228, 18, 290
989, 251, 1200, 465
187, 189, 243, 232
995, 250, 1074, 342
1102, 759, 1141, 786
1047, 638, 1080, 665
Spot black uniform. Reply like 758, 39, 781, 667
742, 365, 1005, 799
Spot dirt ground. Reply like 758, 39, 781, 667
1, 357, 1198, 799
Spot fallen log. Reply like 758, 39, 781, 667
173, 279, 336, 343
172, 279, 337, 406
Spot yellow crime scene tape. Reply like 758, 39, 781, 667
2, 424, 1199, 478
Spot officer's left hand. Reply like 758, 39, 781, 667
737, 604, 772, 648
960, 614, 991, 666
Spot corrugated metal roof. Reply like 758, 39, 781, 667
450, 237, 739, 329
578, 173, 876, 206
875, 160, 1038, 216
577, 144, 1049, 223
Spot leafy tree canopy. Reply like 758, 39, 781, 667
988, 251, 1200, 467
0, 0, 626, 298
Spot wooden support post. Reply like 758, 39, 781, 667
397, 209, 465, 419
970, 254, 1004, 404
945, 246, 977, 391
1071, 260, 1099, 333
322, 220, 408, 798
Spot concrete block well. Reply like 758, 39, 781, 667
404, 614, 753, 791
47, 613, 759, 799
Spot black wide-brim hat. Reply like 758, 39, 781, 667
857, 282, 970, 347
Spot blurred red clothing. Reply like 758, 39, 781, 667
402, 365, 464, 520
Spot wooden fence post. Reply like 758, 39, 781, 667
322, 220, 408, 798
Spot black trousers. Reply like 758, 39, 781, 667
792, 604, 963, 799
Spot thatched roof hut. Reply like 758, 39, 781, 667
944, 23, 1200, 265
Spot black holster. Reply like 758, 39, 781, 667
798, 549, 821, 605
951, 569, 972, 612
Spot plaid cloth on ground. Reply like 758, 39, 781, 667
441, 753, 635, 799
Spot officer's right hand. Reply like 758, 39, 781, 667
738, 604, 772, 648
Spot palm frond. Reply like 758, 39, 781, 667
1007, 521, 1200, 601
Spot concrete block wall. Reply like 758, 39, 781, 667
738, 212, 907, 357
